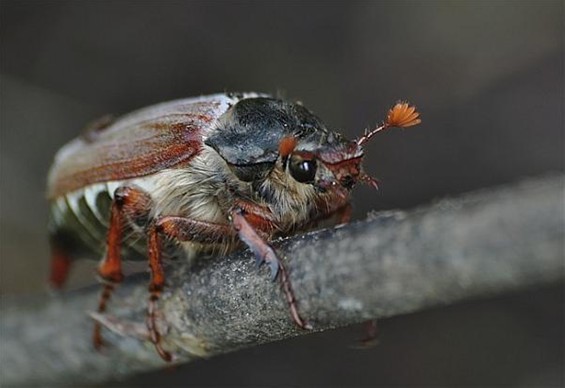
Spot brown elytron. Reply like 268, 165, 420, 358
47, 93, 420, 361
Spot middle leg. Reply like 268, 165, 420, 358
146, 216, 238, 360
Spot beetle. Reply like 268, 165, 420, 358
47, 92, 421, 361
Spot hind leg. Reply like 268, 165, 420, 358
48, 227, 85, 289
49, 242, 73, 289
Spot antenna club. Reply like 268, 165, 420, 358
386, 101, 421, 128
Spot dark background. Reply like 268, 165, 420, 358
1, 1, 563, 386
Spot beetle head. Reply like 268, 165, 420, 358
278, 101, 421, 193
280, 137, 367, 193
206, 97, 420, 196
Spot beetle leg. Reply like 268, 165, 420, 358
230, 208, 311, 330
156, 216, 237, 245
49, 244, 73, 289
48, 228, 85, 289
339, 203, 353, 224
232, 199, 278, 238
145, 216, 238, 361
93, 186, 152, 350
354, 320, 380, 349
146, 224, 172, 361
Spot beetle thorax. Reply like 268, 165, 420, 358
130, 150, 229, 223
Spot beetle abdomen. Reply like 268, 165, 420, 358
49, 182, 147, 261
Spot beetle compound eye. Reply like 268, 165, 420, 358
289, 157, 317, 183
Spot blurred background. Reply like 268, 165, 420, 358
1, 1, 563, 386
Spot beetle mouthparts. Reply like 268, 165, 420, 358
320, 155, 364, 190
358, 172, 379, 190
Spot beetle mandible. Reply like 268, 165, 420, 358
47, 92, 421, 361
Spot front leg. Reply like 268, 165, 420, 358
230, 208, 311, 330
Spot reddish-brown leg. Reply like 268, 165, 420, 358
93, 186, 152, 350
94, 189, 237, 361
49, 245, 73, 289
232, 199, 277, 237
146, 224, 171, 361
357, 319, 379, 348
157, 216, 237, 245
146, 216, 238, 361
336, 203, 352, 225
231, 208, 310, 329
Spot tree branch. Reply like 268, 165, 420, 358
1, 175, 563, 385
